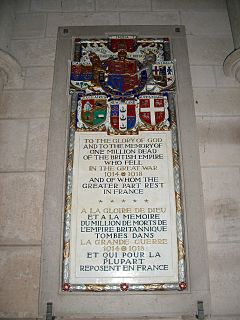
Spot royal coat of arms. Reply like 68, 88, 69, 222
99, 49, 147, 96
106, 51, 139, 92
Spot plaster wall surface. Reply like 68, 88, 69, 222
0, 0, 239, 319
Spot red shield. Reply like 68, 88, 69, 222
139, 96, 166, 126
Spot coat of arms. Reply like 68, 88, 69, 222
99, 48, 147, 96
78, 95, 107, 128
70, 62, 93, 90
139, 95, 168, 127
110, 100, 136, 132
152, 62, 175, 90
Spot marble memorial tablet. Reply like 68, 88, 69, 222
62, 36, 186, 292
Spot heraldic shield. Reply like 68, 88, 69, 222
107, 55, 138, 93
139, 95, 167, 127
80, 96, 107, 127
70, 62, 92, 90
110, 100, 136, 132
152, 62, 175, 90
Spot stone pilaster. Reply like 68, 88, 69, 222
223, 0, 240, 82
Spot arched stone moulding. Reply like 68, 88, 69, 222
223, 48, 240, 83
224, 0, 240, 83
0, 49, 24, 90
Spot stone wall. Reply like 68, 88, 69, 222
0, 0, 239, 319
0, 0, 15, 51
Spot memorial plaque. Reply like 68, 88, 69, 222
62, 36, 186, 292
